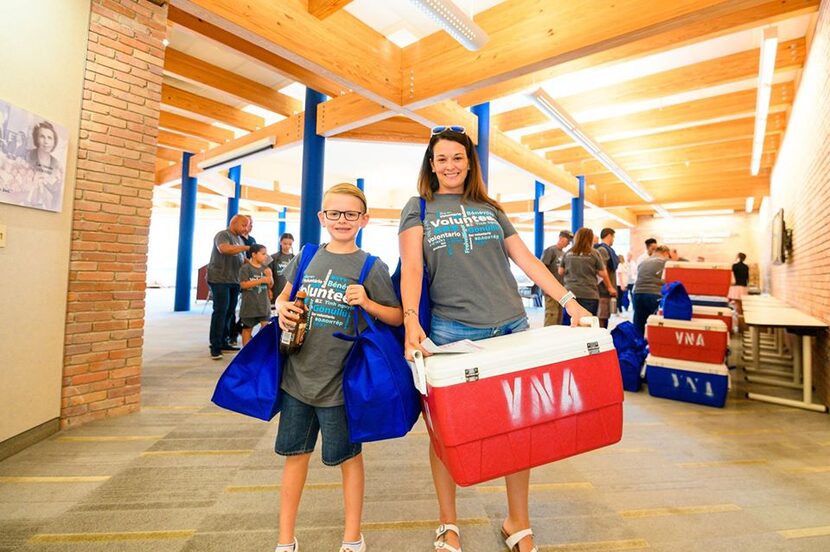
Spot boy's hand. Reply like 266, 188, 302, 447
277, 300, 305, 331
345, 284, 368, 307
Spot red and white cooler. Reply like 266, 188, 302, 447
646, 315, 728, 364
692, 305, 734, 334
664, 261, 732, 296
411, 325, 624, 486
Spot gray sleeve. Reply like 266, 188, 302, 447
597, 247, 609, 268
214, 230, 231, 251
398, 196, 423, 234
540, 247, 553, 267
364, 258, 401, 308
238, 263, 253, 281
494, 208, 517, 239
593, 249, 605, 271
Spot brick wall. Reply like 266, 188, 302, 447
768, 2, 830, 406
61, 0, 167, 427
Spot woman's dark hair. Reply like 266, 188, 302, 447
571, 227, 594, 255
279, 232, 294, 242
416, 130, 502, 212
737, 252, 746, 262
32, 121, 58, 152
250, 243, 266, 255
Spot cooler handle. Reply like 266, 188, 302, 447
579, 316, 600, 329
410, 350, 428, 396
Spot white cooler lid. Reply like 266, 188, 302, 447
692, 305, 733, 316
646, 354, 728, 375
420, 325, 614, 388
646, 315, 727, 332
664, 261, 730, 271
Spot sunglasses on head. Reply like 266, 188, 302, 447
431, 125, 466, 136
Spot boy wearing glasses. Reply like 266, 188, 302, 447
274, 183, 402, 552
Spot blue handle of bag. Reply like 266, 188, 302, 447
289, 243, 319, 301
333, 254, 378, 343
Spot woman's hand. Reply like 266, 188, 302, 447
608, 287, 618, 298
404, 319, 429, 361
565, 300, 592, 327
345, 284, 368, 307
277, 299, 305, 332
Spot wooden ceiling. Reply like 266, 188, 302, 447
154, 0, 820, 220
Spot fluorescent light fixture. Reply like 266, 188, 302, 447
652, 204, 672, 218
751, 27, 778, 176
529, 88, 654, 202
409, 0, 489, 51
196, 136, 276, 173
670, 209, 735, 217
745, 197, 755, 213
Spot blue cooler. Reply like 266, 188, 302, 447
689, 295, 730, 308
645, 354, 729, 408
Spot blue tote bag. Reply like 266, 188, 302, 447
335, 255, 421, 443
391, 198, 431, 335
211, 244, 318, 421
660, 281, 693, 321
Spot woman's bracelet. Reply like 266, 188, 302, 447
558, 291, 576, 308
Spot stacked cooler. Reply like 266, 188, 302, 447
664, 261, 732, 310
645, 315, 730, 407
412, 325, 624, 486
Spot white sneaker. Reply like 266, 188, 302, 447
275, 537, 297, 552
340, 534, 365, 552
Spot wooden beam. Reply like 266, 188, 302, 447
158, 111, 235, 144
588, 155, 774, 187
168, 5, 343, 97
628, 197, 754, 214
367, 207, 400, 220
164, 48, 302, 116
596, 173, 770, 207
317, 94, 397, 136
179, 0, 401, 104
492, 105, 546, 133
556, 39, 805, 115
187, 113, 305, 176
564, 135, 781, 175
239, 186, 301, 208
161, 84, 264, 132
156, 146, 185, 163
411, 101, 478, 144
336, 117, 429, 144
524, 81, 794, 150
545, 114, 787, 165
156, 163, 182, 185
308, 0, 353, 19
158, 129, 210, 152
604, 208, 637, 227
455, 0, 819, 106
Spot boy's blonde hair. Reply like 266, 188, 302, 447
324, 183, 367, 212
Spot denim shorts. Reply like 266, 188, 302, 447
274, 392, 361, 466
429, 313, 529, 346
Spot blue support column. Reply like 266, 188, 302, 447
278, 207, 287, 238
534, 181, 545, 258
571, 175, 585, 235
226, 165, 241, 226
299, 88, 326, 247
174, 152, 197, 312
355, 177, 365, 248
471, 102, 490, 187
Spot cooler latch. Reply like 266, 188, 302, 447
587, 341, 600, 355
464, 367, 479, 382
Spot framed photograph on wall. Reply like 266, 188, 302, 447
0, 99, 69, 212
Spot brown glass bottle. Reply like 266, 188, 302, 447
280, 290, 308, 355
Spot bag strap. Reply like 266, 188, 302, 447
333, 254, 378, 343
289, 243, 319, 301
419, 197, 426, 221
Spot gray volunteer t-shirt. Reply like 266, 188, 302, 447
541, 245, 566, 285
238, 263, 271, 320
634, 256, 667, 295
562, 250, 604, 300
207, 229, 245, 284
270, 251, 295, 296
398, 195, 525, 328
281, 246, 400, 407
596, 246, 617, 297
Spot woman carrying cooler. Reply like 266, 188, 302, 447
399, 126, 591, 552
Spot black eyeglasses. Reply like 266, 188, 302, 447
322, 210, 364, 221
431, 125, 466, 136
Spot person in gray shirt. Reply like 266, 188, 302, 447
207, 214, 250, 359
632, 245, 671, 336
540, 229, 573, 326
398, 126, 592, 552
560, 227, 616, 321
238, 244, 273, 345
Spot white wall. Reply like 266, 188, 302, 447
0, 1, 90, 441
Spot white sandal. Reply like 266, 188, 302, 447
501, 526, 538, 552
340, 533, 366, 552
434, 523, 462, 552
275, 537, 298, 552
